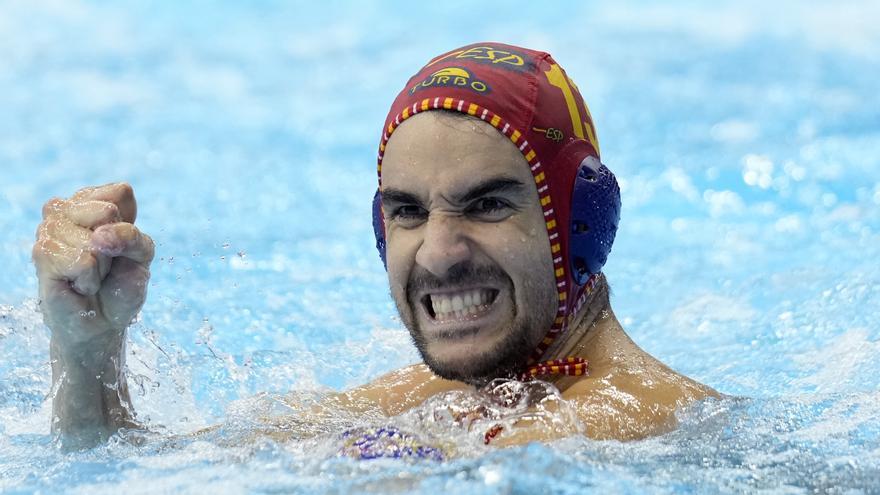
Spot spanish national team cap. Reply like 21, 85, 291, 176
376, 42, 619, 376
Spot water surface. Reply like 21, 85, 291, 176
1, 1, 879, 493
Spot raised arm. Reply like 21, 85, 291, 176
32, 183, 155, 449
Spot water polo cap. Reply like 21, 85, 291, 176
373, 42, 621, 377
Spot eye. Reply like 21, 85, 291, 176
466, 197, 513, 221
390, 204, 428, 228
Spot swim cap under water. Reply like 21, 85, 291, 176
373, 42, 621, 378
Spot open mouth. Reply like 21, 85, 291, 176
421, 288, 499, 322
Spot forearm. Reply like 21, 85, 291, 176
50, 332, 137, 448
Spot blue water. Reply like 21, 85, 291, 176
2, 0, 879, 493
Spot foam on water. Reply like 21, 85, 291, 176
1, 0, 879, 492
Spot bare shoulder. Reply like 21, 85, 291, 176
342, 363, 469, 416
560, 362, 719, 441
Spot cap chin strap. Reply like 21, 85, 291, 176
520, 273, 607, 380
521, 357, 589, 380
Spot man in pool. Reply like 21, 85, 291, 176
32, 42, 717, 449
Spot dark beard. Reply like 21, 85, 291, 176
396, 261, 540, 386
415, 317, 535, 386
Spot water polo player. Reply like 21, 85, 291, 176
32, 42, 717, 451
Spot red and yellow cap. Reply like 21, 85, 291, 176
375, 42, 618, 376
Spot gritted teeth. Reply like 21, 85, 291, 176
425, 289, 498, 321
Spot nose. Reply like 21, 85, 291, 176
415, 213, 472, 278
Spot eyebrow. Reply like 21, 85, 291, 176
381, 189, 423, 208
455, 177, 526, 203
382, 177, 526, 207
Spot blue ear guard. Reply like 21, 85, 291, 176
372, 155, 620, 284
569, 156, 621, 285
372, 189, 387, 269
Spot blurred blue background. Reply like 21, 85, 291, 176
1, 1, 879, 493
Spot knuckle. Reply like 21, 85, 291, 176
31, 237, 54, 264
41, 197, 64, 219
116, 182, 135, 201
99, 201, 122, 222
117, 182, 134, 195
43, 218, 73, 242
113, 183, 138, 222
34, 220, 48, 241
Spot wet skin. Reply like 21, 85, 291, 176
33, 112, 717, 449
343, 111, 719, 441
379, 111, 558, 384
33, 183, 153, 448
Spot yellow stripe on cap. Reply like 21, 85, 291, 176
443, 98, 454, 109
421, 99, 430, 111
490, 115, 501, 127
540, 196, 551, 206
467, 103, 478, 115
402, 107, 410, 119
525, 150, 536, 162
534, 171, 545, 183
546, 219, 556, 230
510, 130, 521, 142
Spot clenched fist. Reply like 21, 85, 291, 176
33, 182, 154, 346
33, 182, 155, 446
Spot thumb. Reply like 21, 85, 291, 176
98, 257, 151, 329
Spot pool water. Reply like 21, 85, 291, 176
2, 0, 879, 493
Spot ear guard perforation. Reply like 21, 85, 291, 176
569, 156, 620, 285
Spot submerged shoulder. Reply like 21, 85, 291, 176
343, 363, 468, 416
550, 311, 720, 440
560, 364, 717, 440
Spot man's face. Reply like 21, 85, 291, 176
380, 111, 557, 385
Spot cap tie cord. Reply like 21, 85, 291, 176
521, 357, 588, 380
